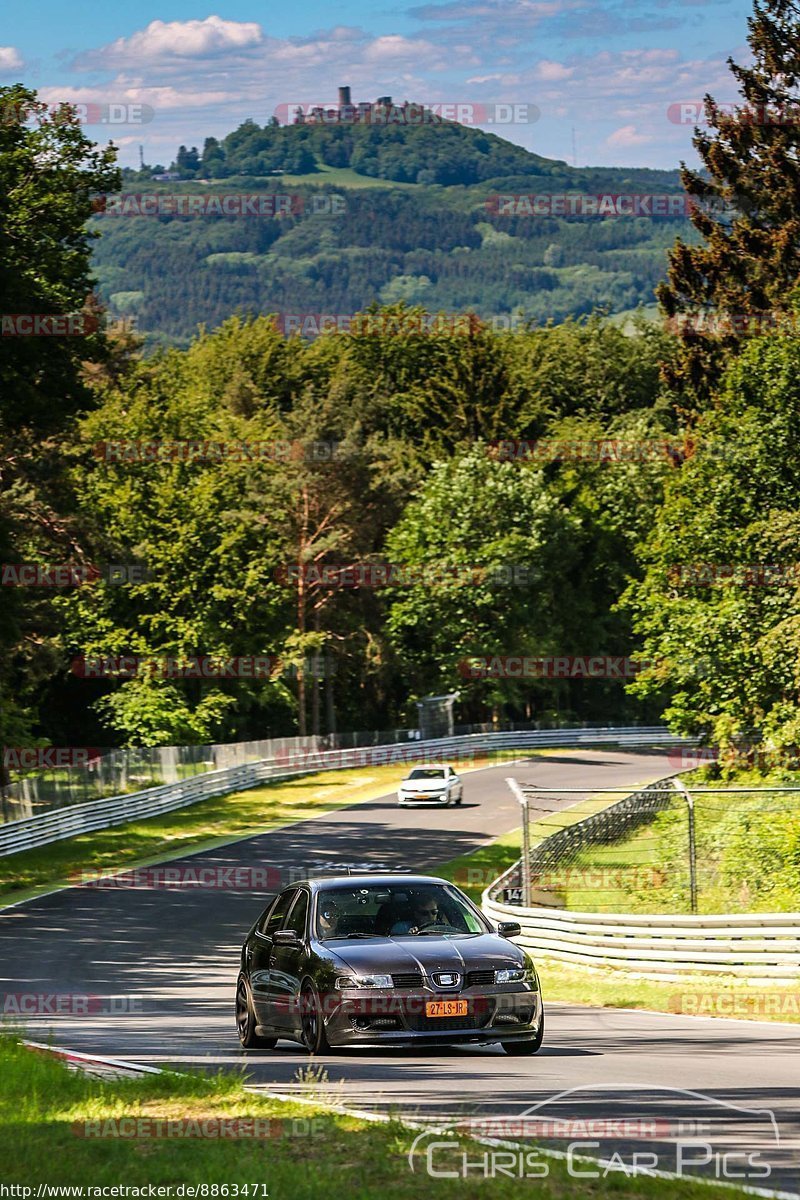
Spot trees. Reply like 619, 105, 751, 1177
384, 447, 583, 722
175, 145, 201, 176
658, 0, 800, 403
625, 330, 800, 748
0, 86, 119, 770
65, 319, 303, 746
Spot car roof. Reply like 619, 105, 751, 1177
405, 763, 449, 770
297, 873, 450, 891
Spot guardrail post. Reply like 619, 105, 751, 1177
506, 777, 531, 906
673, 778, 697, 914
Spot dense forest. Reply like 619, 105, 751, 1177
3, 0, 800, 771
91, 113, 690, 346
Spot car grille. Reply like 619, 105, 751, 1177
466, 970, 495, 987
391, 972, 424, 988
406, 1013, 480, 1032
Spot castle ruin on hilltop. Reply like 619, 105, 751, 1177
292, 86, 424, 125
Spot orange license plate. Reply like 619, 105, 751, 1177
425, 1000, 468, 1018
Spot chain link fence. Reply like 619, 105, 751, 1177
496, 779, 800, 915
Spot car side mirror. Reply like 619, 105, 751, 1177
273, 928, 301, 946
497, 921, 522, 938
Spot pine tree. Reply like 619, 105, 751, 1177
658, 0, 800, 404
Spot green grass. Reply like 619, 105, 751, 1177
437, 827, 523, 903
0, 1036, 749, 1196
536, 960, 800, 1024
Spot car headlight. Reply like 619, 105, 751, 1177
335, 974, 393, 990
495, 967, 526, 984
495, 965, 538, 986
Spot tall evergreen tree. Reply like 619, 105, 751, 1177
658, 0, 800, 404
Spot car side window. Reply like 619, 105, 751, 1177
256, 896, 279, 934
264, 889, 297, 936
283, 890, 309, 937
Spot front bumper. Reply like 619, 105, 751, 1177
398, 791, 449, 805
319, 986, 542, 1046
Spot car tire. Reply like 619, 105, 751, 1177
300, 982, 332, 1055
236, 974, 277, 1050
455, 791, 463, 806
501, 1013, 544, 1056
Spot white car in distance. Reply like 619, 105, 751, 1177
397, 764, 464, 807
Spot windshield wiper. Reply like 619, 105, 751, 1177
416, 930, 479, 936
322, 933, 383, 940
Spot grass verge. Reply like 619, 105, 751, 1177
0, 1035, 748, 1197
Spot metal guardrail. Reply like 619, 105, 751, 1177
0, 725, 689, 857
0, 729, 419, 824
483, 776, 800, 980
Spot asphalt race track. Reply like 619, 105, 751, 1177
2, 750, 799, 1194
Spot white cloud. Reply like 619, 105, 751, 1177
37, 84, 235, 113
0, 46, 23, 72
535, 60, 573, 81
79, 16, 263, 68
606, 123, 652, 147
364, 35, 444, 64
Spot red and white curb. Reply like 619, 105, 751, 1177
22, 1039, 163, 1079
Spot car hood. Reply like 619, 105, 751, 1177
324, 933, 525, 975
401, 778, 447, 790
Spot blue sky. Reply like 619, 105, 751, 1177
2, 0, 754, 169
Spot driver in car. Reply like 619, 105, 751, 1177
317, 897, 342, 938
390, 893, 441, 935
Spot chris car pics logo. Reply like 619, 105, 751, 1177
407, 1086, 780, 1183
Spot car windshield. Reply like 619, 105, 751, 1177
314, 883, 488, 940
407, 768, 446, 779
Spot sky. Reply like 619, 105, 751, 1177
1, 0, 754, 171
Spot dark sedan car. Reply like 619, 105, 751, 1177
236, 873, 543, 1055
